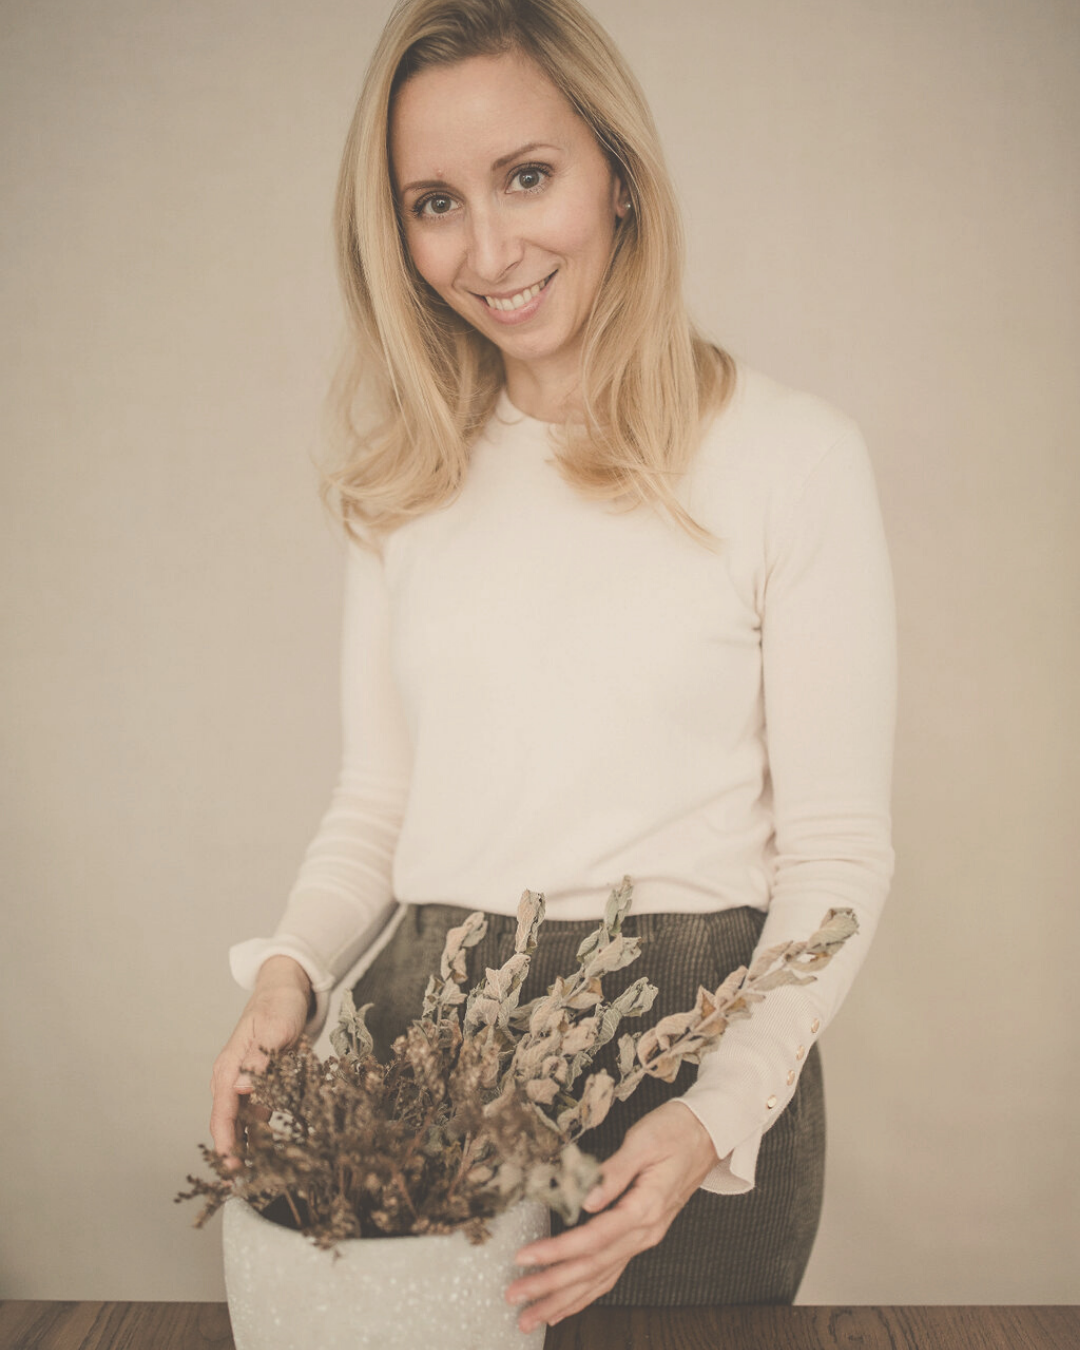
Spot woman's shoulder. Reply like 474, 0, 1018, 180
701, 361, 864, 473
684, 361, 871, 550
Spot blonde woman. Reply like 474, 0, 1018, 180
211, 0, 897, 1329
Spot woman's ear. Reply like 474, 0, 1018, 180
612, 169, 632, 222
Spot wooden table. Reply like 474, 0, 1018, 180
1, 1301, 1076, 1349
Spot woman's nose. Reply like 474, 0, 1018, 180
465, 207, 524, 287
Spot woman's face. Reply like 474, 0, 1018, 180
390, 49, 627, 398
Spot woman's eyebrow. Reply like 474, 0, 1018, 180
399, 141, 561, 196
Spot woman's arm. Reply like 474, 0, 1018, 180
507, 423, 897, 1330
676, 426, 897, 1191
227, 535, 414, 1036
214, 415, 895, 1327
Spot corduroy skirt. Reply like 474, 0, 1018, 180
350, 903, 825, 1306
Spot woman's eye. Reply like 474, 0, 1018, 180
415, 193, 455, 219
509, 165, 549, 193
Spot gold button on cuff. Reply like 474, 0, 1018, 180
810, 1018, 820, 1034
786, 1069, 796, 1085
796, 1045, 806, 1060
766, 1095, 778, 1110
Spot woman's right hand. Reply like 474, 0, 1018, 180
209, 955, 313, 1167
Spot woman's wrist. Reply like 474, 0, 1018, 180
255, 954, 312, 995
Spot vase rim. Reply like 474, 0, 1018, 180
223, 1194, 549, 1253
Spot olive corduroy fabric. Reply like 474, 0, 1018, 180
350, 903, 825, 1305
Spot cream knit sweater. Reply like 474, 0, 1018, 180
231, 363, 897, 1194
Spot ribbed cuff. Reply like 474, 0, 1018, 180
670, 1099, 761, 1194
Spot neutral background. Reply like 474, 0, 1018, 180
2, 0, 1077, 1306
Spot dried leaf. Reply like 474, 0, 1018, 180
575, 924, 605, 965
527, 991, 565, 1036
564, 977, 604, 1011
603, 876, 634, 935
514, 890, 546, 954
614, 1065, 645, 1101
613, 977, 658, 1018
649, 1051, 683, 1083
748, 941, 795, 982
539, 1055, 568, 1085
329, 989, 375, 1064
753, 967, 816, 991
808, 907, 859, 953
713, 965, 749, 1007
582, 934, 642, 979
440, 911, 488, 982
574, 1071, 615, 1134
560, 1016, 599, 1056
526, 1078, 560, 1105
641, 1010, 698, 1052
463, 996, 502, 1034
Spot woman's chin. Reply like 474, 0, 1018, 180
482, 319, 583, 373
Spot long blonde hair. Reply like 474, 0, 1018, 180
326, 0, 735, 554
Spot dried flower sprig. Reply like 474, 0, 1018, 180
177, 877, 857, 1247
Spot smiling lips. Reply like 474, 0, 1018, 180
477, 270, 557, 322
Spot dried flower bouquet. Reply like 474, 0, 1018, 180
179, 877, 857, 1248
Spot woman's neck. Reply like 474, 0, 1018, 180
501, 356, 584, 426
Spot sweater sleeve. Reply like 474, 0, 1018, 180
229, 535, 414, 1037
675, 428, 897, 1193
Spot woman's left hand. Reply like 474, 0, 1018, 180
505, 1099, 721, 1333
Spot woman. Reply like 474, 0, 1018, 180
211, 0, 897, 1332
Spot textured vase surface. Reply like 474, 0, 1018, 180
222, 1196, 551, 1350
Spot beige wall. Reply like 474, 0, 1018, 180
2, 0, 1076, 1304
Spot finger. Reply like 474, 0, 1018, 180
509, 1252, 602, 1306
514, 1174, 665, 1272
509, 1228, 640, 1308
518, 1268, 623, 1335
523, 1269, 615, 1333
515, 1205, 665, 1333
209, 1047, 256, 1159
212, 1033, 270, 1101
581, 1135, 658, 1212
209, 1090, 240, 1165
514, 1203, 635, 1271
509, 1207, 653, 1307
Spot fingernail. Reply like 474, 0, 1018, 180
584, 1186, 604, 1209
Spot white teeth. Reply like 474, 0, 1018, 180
484, 274, 551, 311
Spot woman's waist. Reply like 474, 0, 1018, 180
395, 875, 771, 930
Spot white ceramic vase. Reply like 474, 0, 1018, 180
222, 1196, 551, 1350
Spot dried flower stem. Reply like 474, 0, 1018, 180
282, 1189, 304, 1232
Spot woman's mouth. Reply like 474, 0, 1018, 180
476, 270, 557, 324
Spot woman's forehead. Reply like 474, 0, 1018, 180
389, 50, 584, 187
